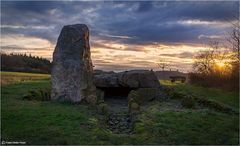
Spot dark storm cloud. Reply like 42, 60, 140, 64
170, 1, 238, 21
1, 1, 99, 42
1, 1, 239, 45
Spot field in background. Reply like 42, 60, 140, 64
1, 72, 239, 145
1, 71, 50, 85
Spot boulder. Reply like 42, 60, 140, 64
51, 24, 97, 104
94, 70, 160, 88
94, 73, 119, 87
118, 70, 160, 88
128, 87, 168, 105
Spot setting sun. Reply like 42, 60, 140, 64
214, 61, 232, 74
216, 62, 225, 68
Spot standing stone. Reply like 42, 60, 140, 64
51, 24, 97, 104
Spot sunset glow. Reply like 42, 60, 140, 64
216, 62, 225, 68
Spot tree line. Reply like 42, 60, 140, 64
1, 53, 51, 74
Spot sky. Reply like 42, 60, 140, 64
1, 1, 239, 72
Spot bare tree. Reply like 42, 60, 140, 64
225, 11, 240, 60
193, 41, 231, 75
157, 59, 169, 71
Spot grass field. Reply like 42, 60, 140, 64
160, 80, 239, 110
1, 72, 239, 145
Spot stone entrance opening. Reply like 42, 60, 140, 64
98, 87, 134, 113
100, 87, 133, 99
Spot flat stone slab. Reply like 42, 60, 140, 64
94, 70, 160, 88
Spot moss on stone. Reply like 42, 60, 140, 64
130, 102, 140, 111
128, 88, 165, 105
97, 103, 108, 115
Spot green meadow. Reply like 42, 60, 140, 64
1, 72, 239, 145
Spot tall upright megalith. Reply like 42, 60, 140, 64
51, 24, 97, 104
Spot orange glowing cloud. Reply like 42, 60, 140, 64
1, 35, 214, 72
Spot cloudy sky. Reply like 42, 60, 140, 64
1, 1, 239, 72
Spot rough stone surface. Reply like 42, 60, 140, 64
96, 88, 105, 102
118, 70, 160, 88
128, 88, 168, 105
51, 24, 97, 104
94, 73, 119, 87
94, 70, 115, 76
94, 70, 160, 88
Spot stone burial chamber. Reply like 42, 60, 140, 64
51, 24, 97, 104
94, 70, 161, 101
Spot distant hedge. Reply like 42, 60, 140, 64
1, 53, 51, 74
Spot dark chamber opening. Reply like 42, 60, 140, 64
98, 87, 134, 99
